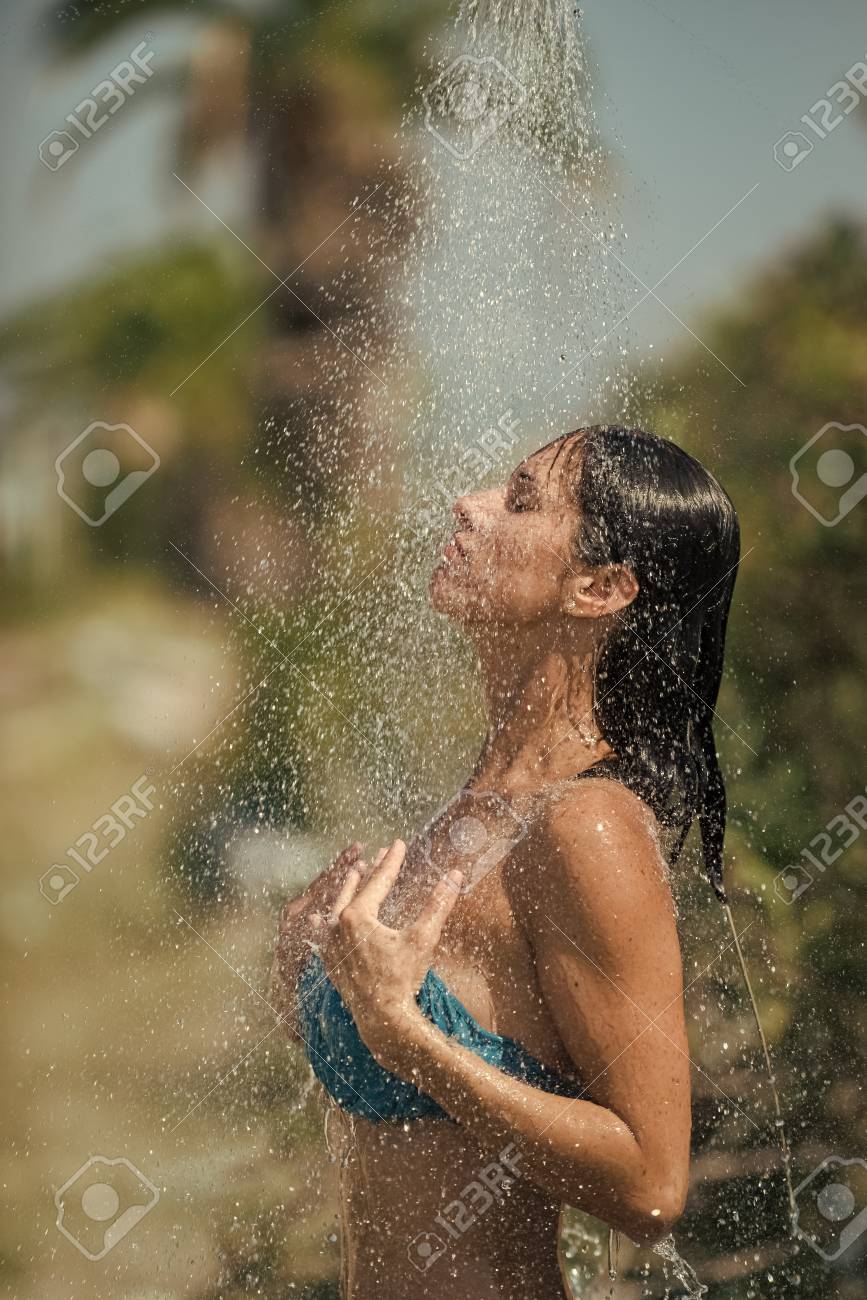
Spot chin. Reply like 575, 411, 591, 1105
428, 562, 475, 622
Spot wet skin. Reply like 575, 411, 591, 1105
272, 440, 692, 1298
324, 807, 585, 1300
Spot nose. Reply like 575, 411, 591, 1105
453, 486, 502, 532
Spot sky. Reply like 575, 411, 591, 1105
582, 0, 867, 353
1, 0, 866, 363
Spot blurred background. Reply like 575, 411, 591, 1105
1, 1, 866, 1296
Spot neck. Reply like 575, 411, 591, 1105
471, 621, 612, 790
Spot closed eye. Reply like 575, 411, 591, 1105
506, 469, 539, 512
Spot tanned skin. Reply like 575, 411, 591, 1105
271, 442, 691, 1299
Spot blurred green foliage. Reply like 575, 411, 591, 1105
3, 3, 865, 1297
640, 215, 867, 1298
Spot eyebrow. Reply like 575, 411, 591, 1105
507, 453, 573, 512
511, 453, 556, 497
510, 464, 539, 491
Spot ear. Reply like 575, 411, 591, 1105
561, 564, 639, 620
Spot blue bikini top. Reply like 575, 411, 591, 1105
297, 950, 584, 1124
295, 762, 628, 1124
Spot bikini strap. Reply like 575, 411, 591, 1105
562, 755, 655, 815
526, 755, 625, 817
569, 755, 622, 784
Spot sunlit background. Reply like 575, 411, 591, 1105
2, 2, 866, 1297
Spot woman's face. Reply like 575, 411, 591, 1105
429, 440, 582, 625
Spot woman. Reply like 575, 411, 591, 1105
271, 424, 740, 1299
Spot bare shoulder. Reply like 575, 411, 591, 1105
505, 777, 676, 943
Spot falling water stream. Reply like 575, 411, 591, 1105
722, 901, 799, 1234
409, 3, 799, 1294
431, 0, 591, 159
421, 7, 799, 1296
650, 1235, 709, 1299
174, 0, 803, 1295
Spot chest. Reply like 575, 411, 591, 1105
386, 786, 551, 1046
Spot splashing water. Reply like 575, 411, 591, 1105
651, 1234, 709, 1299
207, 0, 640, 837
603, 1227, 620, 1297
432, 0, 590, 161
722, 901, 799, 1235
400, 0, 632, 467
165, 0, 800, 1295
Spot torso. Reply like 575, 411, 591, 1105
331, 770, 624, 1300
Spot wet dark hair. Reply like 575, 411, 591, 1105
551, 425, 740, 902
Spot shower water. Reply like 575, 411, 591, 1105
174, 0, 799, 1295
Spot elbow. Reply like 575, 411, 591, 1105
621, 1176, 688, 1247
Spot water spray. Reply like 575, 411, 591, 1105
720, 898, 799, 1233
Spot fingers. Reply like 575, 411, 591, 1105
326, 847, 385, 923
279, 842, 364, 932
309, 841, 364, 895
411, 869, 464, 945
311, 841, 363, 905
327, 864, 364, 923
352, 838, 406, 916
278, 894, 310, 934
275, 929, 296, 984
335, 841, 363, 869
326, 848, 385, 922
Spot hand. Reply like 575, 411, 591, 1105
270, 841, 364, 1034
311, 839, 463, 1070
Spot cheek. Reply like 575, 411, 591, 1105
476, 532, 563, 620
495, 562, 561, 620
429, 519, 569, 623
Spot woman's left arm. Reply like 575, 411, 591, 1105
313, 790, 691, 1244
